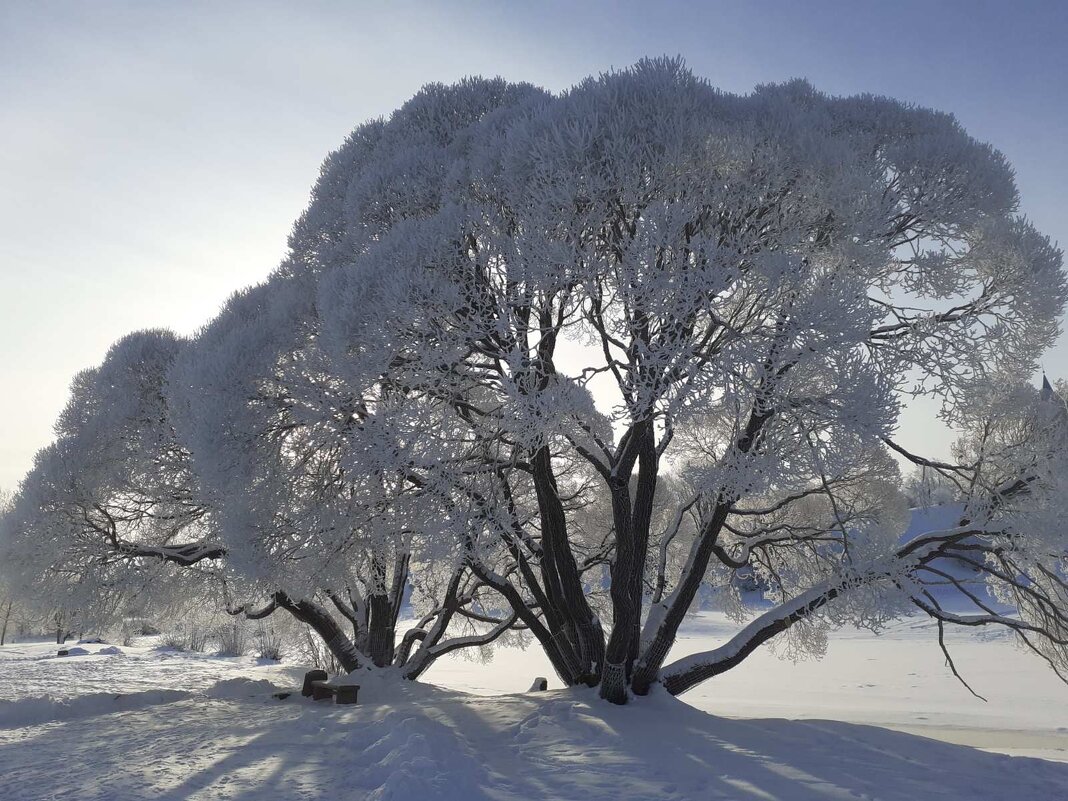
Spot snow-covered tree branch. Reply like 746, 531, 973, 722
2, 59, 1065, 705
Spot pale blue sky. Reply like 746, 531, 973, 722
2, 1, 1066, 489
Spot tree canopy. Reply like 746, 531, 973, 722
2, 58, 1066, 703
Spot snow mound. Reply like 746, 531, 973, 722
0, 680, 1065, 799
56, 647, 89, 657
332, 666, 442, 704
97, 646, 123, 656
0, 689, 190, 729
204, 677, 280, 699
347, 710, 490, 801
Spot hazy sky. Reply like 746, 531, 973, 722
2, 0, 1066, 490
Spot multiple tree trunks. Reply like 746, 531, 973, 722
599, 420, 659, 702
275, 595, 364, 673
492, 400, 813, 702
530, 446, 605, 684
483, 414, 730, 703
8, 62, 1065, 712
231, 553, 514, 685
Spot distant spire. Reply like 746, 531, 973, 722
1039, 374, 1068, 429
1041, 373, 1054, 401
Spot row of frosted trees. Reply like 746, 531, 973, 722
3, 59, 1067, 702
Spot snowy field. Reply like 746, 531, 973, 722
427, 610, 1068, 763
1, 614, 1066, 800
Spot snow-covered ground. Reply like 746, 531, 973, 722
0, 641, 298, 704
427, 612, 1068, 763
1, 615, 1066, 800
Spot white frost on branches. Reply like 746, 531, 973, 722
2, 58, 1065, 702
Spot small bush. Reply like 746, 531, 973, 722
294, 627, 344, 674
186, 625, 210, 653
125, 618, 161, 637
255, 625, 285, 661
159, 628, 188, 651
216, 623, 248, 657
120, 622, 137, 647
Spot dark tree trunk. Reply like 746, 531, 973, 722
0, 599, 12, 646
466, 557, 582, 685
364, 551, 409, 668
630, 501, 731, 695
631, 407, 772, 696
660, 587, 838, 696
366, 591, 395, 668
600, 420, 657, 703
275, 593, 363, 673
532, 446, 605, 680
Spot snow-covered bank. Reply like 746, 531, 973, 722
425, 611, 1068, 763
0, 682, 1065, 801
0, 639, 299, 703
1, 614, 1066, 798
0, 688, 190, 729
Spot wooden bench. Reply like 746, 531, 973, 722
300, 669, 360, 704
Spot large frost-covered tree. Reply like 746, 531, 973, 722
302, 59, 1067, 702
2, 59, 1065, 705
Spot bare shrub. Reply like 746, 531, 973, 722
186, 625, 210, 653
255, 625, 285, 661
293, 626, 344, 674
216, 622, 248, 656
158, 628, 188, 651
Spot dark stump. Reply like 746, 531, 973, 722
301, 669, 329, 697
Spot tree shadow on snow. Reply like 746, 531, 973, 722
1, 690, 1067, 801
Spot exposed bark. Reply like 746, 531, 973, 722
631, 406, 773, 696
659, 584, 840, 696
1, 599, 13, 646
400, 565, 523, 680
119, 540, 227, 567
532, 446, 605, 681
274, 592, 364, 673
466, 556, 582, 685
600, 419, 658, 703
363, 553, 410, 668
